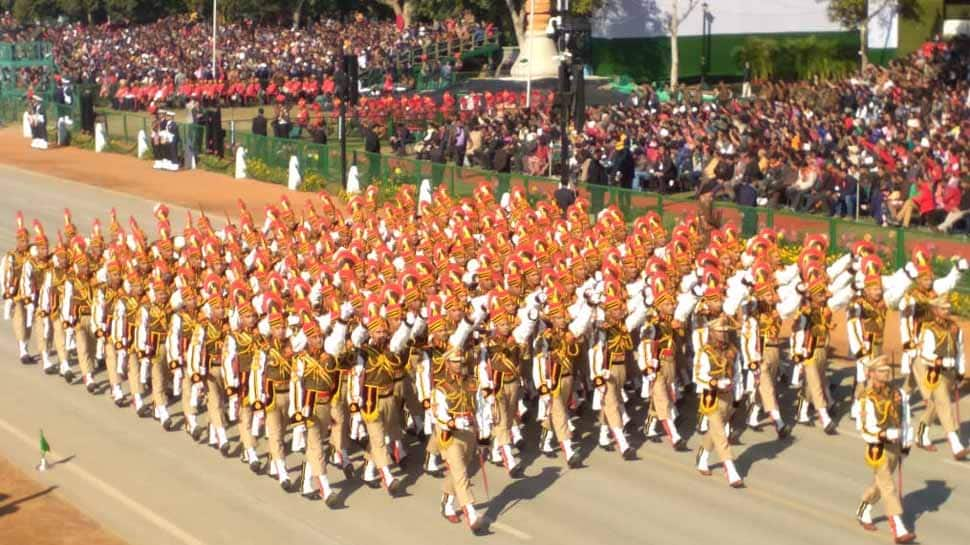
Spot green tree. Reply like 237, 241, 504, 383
13, 0, 59, 22
824, 0, 920, 69
57, 0, 101, 24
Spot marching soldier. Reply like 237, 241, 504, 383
39, 232, 71, 375
96, 260, 128, 407
352, 301, 408, 496
19, 221, 50, 368
191, 293, 232, 454
694, 316, 745, 488
293, 310, 349, 508
739, 262, 791, 439
112, 269, 150, 415
253, 303, 296, 492
433, 348, 487, 535
223, 298, 262, 472
791, 275, 838, 434
590, 294, 638, 460
641, 289, 689, 450
912, 295, 968, 459
856, 355, 915, 543
533, 293, 588, 466
3, 213, 32, 363
61, 240, 98, 391
138, 276, 176, 429
167, 286, 204, 440
848, 259, 888, 425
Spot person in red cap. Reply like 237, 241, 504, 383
695, 316, 745, 488
168, 285, 204, 441
791, 276, 838, 434
61, 246, 98, 392
3, 212, 32, 363
222, 298, 262, 472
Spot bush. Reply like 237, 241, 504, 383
733, 36, 856, 82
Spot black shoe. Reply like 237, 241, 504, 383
364, 477, 382, 489
62, 370, 74, 384
776, 424, 792, 440
673, 438, 689, 452
470, 517, 488, 536
508, 465, 523, 479
249, 459, 263, 474
387, 477, 403, 497
823, 421, 838, 435
280, 480, 295, 493
20, 355, 33, 364
162, 419, 177, 432
622, 447, 637, 460
728, 431, 743, 446
324, 493, 340, 509
96, 357, 106, 369
341, 463, 354, 481
86, 382, 97, 394
44, 365, 58, 375
190, 427, 204, 442
567, 451, 582, 469
220, 443, 232, 458
114, 397, 128, 408
599, 442, 614, 452
137, 405, 152, 418
301, 490, 321, 501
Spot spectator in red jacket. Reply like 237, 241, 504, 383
897, 179, 936, 227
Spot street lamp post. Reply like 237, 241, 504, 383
700, 2, 709, 87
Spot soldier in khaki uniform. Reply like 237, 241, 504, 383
167, 286, 203, 440
40, 234, 71, 375
353, 302, 407, 496
856, 355, 916, 543
641, 290, 689, 451
112, 269, 150, 415
255, 307, 296, 492
433, 348, 487, 535
694, 317, 744, 488
192, 293, 231, 454
138, 276, 176, 429
61, 244, 97, 391
293, 315, 347, 508
848, 258, 888, 425
222, 298, 262, 471
96, 260, 127, 406
485, 308, 532, 477
791, 276, 837, 434
912, 295, 968, 459
590, 294, 637, 459
2, 213, 32, 363
20, 222, 51, 368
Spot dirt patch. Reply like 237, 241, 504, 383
0, 458, 128, 545
0, 127, 341, 217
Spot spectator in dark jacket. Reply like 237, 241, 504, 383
251, 108, 267, 136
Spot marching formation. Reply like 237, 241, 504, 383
1, 182, 967, 541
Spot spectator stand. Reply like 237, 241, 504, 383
0, 41, 56, 99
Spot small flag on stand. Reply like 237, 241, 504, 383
37, 429, 51, 471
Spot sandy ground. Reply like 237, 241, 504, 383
0, 457, 128, 545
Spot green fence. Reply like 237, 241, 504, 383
3, 93, 967, 294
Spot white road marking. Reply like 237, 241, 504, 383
490, 520, 533, 540
0, 416, 207, 545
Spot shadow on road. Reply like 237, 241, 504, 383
905, 479, 952, 529
0, 486, 58, 518
51, 454, 76, 468
484, 465, 561, 522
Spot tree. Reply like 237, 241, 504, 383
824, 0, 920, 69
662, 0, 700, 90
13, 0, 59, 22
57, 0, 100, 24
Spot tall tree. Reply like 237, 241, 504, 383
663, 0, 700, 90
824, 0, 920, 69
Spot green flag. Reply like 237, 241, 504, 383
39, 430, 50, 454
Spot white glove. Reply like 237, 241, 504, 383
534, 290, 547, 306
405, 311, 416, 326
716, 378, 732, 389
527, 308, 538, 321
885, 428, 900, 441
2, 299, 11, 320
453, 416, 471, 430
957, 258, 969, 272
339, 302, 354, 321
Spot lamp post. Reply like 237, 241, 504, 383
212, 0, 218, 79
700, 2, 709, 87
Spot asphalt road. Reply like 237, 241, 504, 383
1, 164, 969, 545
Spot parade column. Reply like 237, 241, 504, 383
511, 0, 559, 79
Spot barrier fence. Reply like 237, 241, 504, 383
2, 95, 967, 294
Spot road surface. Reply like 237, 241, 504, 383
1, 164, 969, 545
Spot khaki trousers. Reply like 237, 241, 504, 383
391, 375, 424, 431
181, 372, 197, 420
493, 380, 521, 447
51, 319, 68, 364
363, 395, 395, 469
104, 342, 122, 387
649, 358, 675, 420
599, 363, 627, 428
265, 390, 291, 462
387, 378, 409, 444
74, 316, 95, 376
803, 347, 829, 410
441, 428, 477, 508
758, 346, 781, 414
11, 301, 29, 344
304, 401, 334, 478
127, 351, 143, 398
150, 355, 168, 409
329, 393, 348, 456
33, 311, 50, 358
205, 372, 226, 430
914, 359, 958, 433
861, 445, 903, 516
701, 392, 735, 463
237, 402, 257, 451
542, 375, 573, 443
